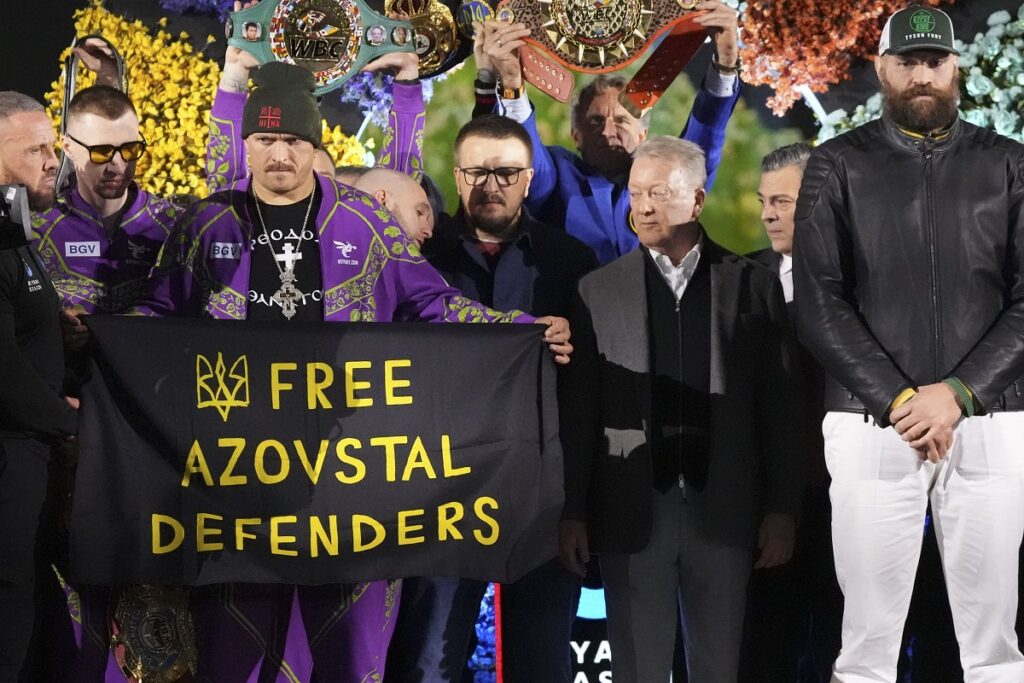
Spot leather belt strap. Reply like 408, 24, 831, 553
619, 13, 707, 117
520, 45, 573, 102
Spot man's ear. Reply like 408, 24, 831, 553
374, 188, 388, 207
570, 126, 582, 150
691, 188, 706, 220
522, 167, 535, 198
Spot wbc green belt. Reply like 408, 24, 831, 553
226, 0, 417, 94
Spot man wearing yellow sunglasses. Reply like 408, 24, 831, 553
32, 83, 175, 318
28, 40, 243, 681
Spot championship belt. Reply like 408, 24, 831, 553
494, 0, 708, 113
226, 0, 418, 94
384, 0, 465, 77
109, 584, 197, 683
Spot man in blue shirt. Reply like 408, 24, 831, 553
477, 1, 741, 264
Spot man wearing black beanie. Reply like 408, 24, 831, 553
139, 60, 573, 682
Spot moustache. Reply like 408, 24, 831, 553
899, 85, 945, 101
474, 194, 505, 206
266, 163, 295, 173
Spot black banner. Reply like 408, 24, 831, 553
70, 317, 562, 586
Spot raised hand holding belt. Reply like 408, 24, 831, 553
385, 0, 461, 77
493, 0, 708, 108
226, 0, 417, 94
56, 35, 128, 196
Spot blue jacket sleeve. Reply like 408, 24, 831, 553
520, 110, 558, 212
680, 79, 740, 192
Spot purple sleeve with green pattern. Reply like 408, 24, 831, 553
206, 89, 249, 193
377, 82, 426, 181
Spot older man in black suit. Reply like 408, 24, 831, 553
559, 136, 804, 682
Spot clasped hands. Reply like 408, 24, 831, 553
890, 382, 964, 463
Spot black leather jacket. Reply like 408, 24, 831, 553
793, 116, 1024, 425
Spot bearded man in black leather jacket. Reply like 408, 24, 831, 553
792, 5, 1024, 682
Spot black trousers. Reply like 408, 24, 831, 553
386, 558, 581, 683
0, 437, 60, 682
739, 483, 844, 683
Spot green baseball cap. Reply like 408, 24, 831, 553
878, 5, 959, 56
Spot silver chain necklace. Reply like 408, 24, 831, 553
252, 187, 316, 320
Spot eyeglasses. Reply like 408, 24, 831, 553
65, 132, 147, 164
457, 167, 527, 188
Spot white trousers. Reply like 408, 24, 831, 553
825, 411, 1024, 683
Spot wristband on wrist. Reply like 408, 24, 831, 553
496, 77, 525, 99
475, 79, 497, 96
711, 55, 740, 75
943, 377, 976, 418
890, 387, 918, 413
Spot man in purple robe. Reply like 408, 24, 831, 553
137, 61, 570, 683
30, 42, 260, 680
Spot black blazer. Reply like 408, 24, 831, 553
748, 246, 781, 272
562, 236, 804, 553
425, 210, 598, 318
747, 246, 828, 486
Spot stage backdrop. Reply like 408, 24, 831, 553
70, 316, 562, 587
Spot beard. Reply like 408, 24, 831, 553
23, 170, 57, 211
465, 194, 521, 240
26, 179, 56, 211
882, 72, 960, 133
92, 170, 132, 200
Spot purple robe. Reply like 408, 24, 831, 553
32, 184, 181, 313
31, 186, 188, 681
140, 173, 529, 325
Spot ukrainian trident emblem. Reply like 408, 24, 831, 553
196, 353, 250, 421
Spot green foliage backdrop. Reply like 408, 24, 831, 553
365, 63, 804, 256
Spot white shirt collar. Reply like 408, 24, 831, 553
647, 236, 703, 276
780, 252, 793, 274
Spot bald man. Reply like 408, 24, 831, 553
354, 167, 434, 247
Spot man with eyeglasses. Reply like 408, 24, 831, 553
33, 85, 168, 318
387, 115, 597, 683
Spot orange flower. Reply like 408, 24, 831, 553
739, 0, 954, 115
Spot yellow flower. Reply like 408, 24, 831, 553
48, 2, 368, 198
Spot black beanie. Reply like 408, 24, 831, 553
242, 62, 321, 145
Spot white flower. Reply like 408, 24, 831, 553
966, 72, 995, 97
992, 110, 1019, 136
988, 10, 1012, 26
961, 108, 990, 127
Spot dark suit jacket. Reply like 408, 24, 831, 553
749, 246, 781, 272
426, 210, 598, 317
748, 246, 828, 487
562, 236, 804, 553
